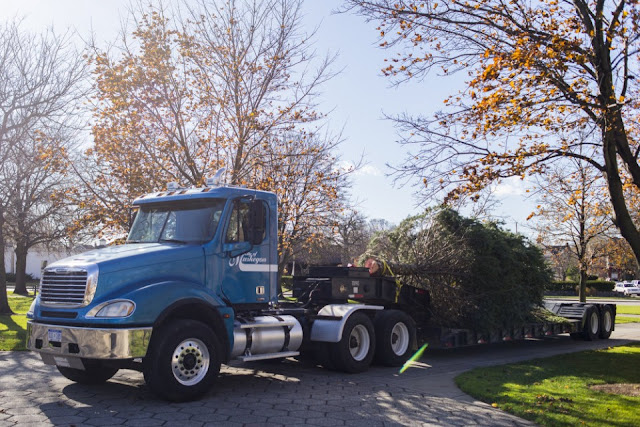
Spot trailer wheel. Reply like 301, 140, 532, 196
332, 312, 375, 373
583, 307, 600, 341
143, 319, 221, 402
374, 310, 416, 367
599, 306, 614, 339
57, 360, 118, 384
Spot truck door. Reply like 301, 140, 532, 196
218, 198, 274, 305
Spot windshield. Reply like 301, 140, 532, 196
127, 199, 226, 244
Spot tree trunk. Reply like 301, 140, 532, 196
603, 126, 640, 268
12, 241, 29, 296
578, 268, 587, 303
0, 211, 13, 315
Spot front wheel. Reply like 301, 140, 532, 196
57, 360, 118, 384
143, 319, 222, 402
331, 312, 375, 373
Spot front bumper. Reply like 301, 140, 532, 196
27, 321, 152, 360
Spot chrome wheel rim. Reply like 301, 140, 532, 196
172, 338, 210, 386
349, 324, 370, 361
390, 322, 410, 356
589, 312, 599, 335
602, 311, 612, 333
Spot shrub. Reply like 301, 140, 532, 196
364, 209, 551, 332
4, 272, 35, 283
547, 280, 614, 293
589, 281, 615, 292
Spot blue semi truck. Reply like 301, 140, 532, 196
26, 180, 616, 401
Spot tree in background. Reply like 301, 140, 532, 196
364, 209, 550, 331
291, 212, 393, 271
0, 20, 87, 307
544, 244, 577, 282
602, 237, 640, 280
6, 127, 83, 295
347, 0, 640, 267
82, 0, 347, 266
532, 157, 613, 301
252, 132, 351, 271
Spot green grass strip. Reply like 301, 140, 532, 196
615, 316, 640, 324
456, 344, 640, 426
0, 294, 34, 351
616, 305, 640, 315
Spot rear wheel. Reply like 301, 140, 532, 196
315, 342, 337, 370
143, 319, 221, 402
57, 360, 118, 384
599, 306, 614, 339
374, 310, 416, 367
331, 312, 375, 373
583, 307, 600, 341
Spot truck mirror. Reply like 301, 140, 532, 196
224, 241, 252, 258
249, 200, 266, 245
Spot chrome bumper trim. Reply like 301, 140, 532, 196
27, 321, 152, 359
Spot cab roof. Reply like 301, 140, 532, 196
132, 186, 276, 206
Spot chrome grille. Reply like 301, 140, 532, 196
40, 269, 88, 306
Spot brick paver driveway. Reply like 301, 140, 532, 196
1, 323, 638, 426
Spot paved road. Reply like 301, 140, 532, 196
0, 324, 638, 427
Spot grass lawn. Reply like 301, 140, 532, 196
456, 345, 640, 426
616, 305, 640, 315
0, 293, 34, 351
615, 316, 640, 324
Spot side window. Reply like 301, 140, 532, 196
226, 200, 251, 243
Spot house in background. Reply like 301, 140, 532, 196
3, 244, 98, 280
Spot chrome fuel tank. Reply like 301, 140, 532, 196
231, 315, 303, 358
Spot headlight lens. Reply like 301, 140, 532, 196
26, 298, 37, 318
89, 300, 136, 318
84, 266, 99, 306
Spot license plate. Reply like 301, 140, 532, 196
48, 329, 62, 342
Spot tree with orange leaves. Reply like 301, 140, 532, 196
81, 0, 348, 270
347, 0, 640, 265
531, 156, 613, 301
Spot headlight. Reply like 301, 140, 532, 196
87, 300, 136, 318
26, 298, 37, 318
84, 265, 99, 306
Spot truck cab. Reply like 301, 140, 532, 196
27, 185, 295, 399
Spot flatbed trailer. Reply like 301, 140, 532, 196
292, 267, 616, 349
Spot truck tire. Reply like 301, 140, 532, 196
599, 306, 614, 339
143, 319, 221, 402
374, 310, 416, 367
331, 312, 375, 373
315, 342, 337, 370
583, 306, 600, 341
57, 360, 118, 384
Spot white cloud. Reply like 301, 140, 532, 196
493, 178, 527, 197
336, 161, 383, 177
356, 164, 383, 177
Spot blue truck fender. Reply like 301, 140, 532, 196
309, 304, 384, 343
124, 281, 234, 362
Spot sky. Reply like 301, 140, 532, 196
0, 0, 536, 234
